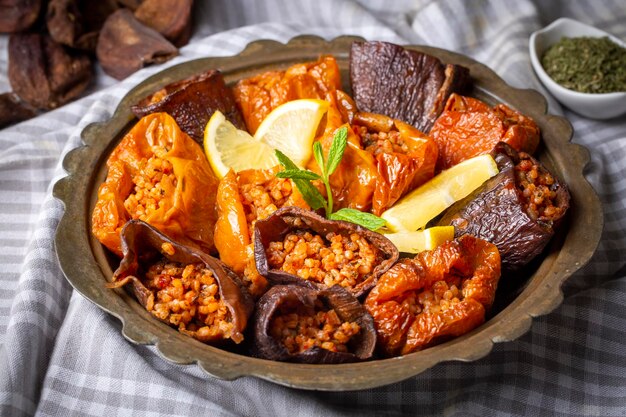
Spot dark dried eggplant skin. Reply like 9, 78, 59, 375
47, 0, 119, 50
117, 0, 144, 10
350, 41, 470, 133
111, 219, 254, 343
0, 0, 42, 33
96, 9, 178, 80
252, 285, 377, 363
0, 93, 37, 128
135, 0, 194, 47
8, 33, 93, 110
437, 142, 570, 270
254, 207, 399, 298
132, 69, 245, 142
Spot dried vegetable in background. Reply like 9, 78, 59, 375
0, 0, 195, 128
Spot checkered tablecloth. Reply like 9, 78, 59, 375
1, 0, 625, 415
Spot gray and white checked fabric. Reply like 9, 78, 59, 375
1, 0, 625, 415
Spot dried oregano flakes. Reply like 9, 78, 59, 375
541, 36, 626, 94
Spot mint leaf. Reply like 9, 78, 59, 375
326, 126, 348, 177
329, 208, 387, 231
313, 141, 325, 178
275, 149, 299, 170
276, 169, 321, 181
275, 149, 326, 211
293, 179, 326, 210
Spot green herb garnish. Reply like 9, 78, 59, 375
541, 36, 626, 94
275, 127, 386, 231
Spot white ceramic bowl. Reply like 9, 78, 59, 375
529, 17, 626, 119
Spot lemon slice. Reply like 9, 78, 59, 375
204, 111, 278, 178
381, 154, 499, 232
383, 226, 455, 253
253, 99, 329, 167
204, 99, 329, 178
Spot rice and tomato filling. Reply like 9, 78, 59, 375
238, 173, 306, 296
514, 152, 565, 222
398, 277, 463, 317
239, 175, 297, 235
123, 146, 176, 220
269, 299, 361, 354
142, 259, 236, 342
265, 230, 383, 290
354, 125, 410, 156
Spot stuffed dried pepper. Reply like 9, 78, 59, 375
92, 112, 219, 257
365, 235, 501, 356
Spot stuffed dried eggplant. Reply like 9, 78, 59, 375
365, 235, 501, 356
92, 112, 219, 257
252, 285, 376, 363
214, 168, 309, 298
352, 112, 439, 215
350, 41, 470, 133
254, 207, 399, 298
233, 55, 341, 134
132, 69, 245, 143
110, 220, 254, 344
430, 94, 540, 171
437, 142, 569, 270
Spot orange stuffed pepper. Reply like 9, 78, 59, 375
92, 112, 219, 257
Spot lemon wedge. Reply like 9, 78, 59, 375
381, 154, 499, 232
253, 99, 329, 166
383, 226, 455, 253
204, 99, 329, 178
204, 111, 278, 178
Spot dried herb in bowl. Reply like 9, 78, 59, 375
541, 36, 626, 94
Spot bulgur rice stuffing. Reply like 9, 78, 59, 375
514, 152, 565, 222
399, 277, 463, 317
269, 300, 361, 354
354, 125, 410, 156
239, 175, 304, 297
143, 259, 235, 342
240, 176, 297, 234
123, 146, 177, 221
266, 230, 382, 290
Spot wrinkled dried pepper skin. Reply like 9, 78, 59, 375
252, 285, 377, 363
352, 115, 439, 215
111, 220, 254, 344
365, 235, 501, 356
233, 55, 341, 134
92, 112, 219, 257
437, 143, 570, 270
430, 93, 540, 171
254, 207, 399, 298
309, 92, 379, 212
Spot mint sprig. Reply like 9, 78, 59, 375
329, 208, 387, 231
275, 126, 386, 231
